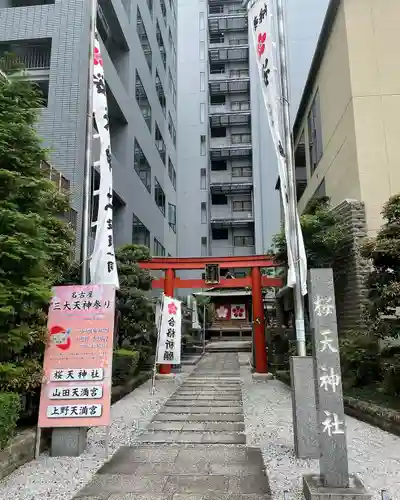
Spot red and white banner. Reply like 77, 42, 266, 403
90, 32, 119, 288
248, 1, 307, 296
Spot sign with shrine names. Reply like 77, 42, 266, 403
156, 296, 182, 365
38, 284, 116, 428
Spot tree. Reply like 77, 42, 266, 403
271, 196, 349, 268
115, 244, 156, 349
361, 194, 400, 339
0, 62, 74, 392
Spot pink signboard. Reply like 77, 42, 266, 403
38, 284, 116, 428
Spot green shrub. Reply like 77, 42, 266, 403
380, 347, 400, 396
112, 349, 140, 386
339, 331, 381, 389
0, 392, 21, 449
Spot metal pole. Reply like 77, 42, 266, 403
203, 304, 206, 354
275, 0, 306, 357
81, 0, 97, 285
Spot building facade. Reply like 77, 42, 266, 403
178, 0, 255, 265
0, 0, 178, 257
177, 0, 330, 264
293, 0, 400, 236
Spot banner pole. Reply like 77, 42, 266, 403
275, 0, 306, 356
151, 295, 164, 395
81, 0, 97, 285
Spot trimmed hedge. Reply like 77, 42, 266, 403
0, 393, 21, 450
112, 349, 140, 386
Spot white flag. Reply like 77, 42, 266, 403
157, 296, 182, 365
90, 32, 119, 288
249, 0, 307, 295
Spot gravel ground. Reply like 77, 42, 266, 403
241, 367, 400, 500
0, 369, 191, 500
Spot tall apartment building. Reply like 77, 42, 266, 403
177, 0, 329, 264
0, 0, 178, 257
178, 0, 255, 265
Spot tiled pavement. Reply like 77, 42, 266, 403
74, 353, 271, 499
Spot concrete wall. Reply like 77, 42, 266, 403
176, 0, 209, 260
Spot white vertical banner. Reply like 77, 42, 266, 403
90, 32, 119, 288
156, 296, 182, 365
249, 0, 307, 295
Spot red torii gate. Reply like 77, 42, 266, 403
139, 255, 283, 375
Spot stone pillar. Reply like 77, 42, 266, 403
303, 268, 371, 500
251, 267, 268, 374
159, 268, 175, 375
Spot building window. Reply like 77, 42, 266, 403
308, 90, 323, 173
201, 202, 207, 223
211, 160, 227, 171
155, 70, 166, 115
211, 127, 226, 138
169, 27, 173, 48
199, 41, 205, 61
132, 213, 150, 247
155, 122, 166, 164
168, 202, 176, 232
231, 133, 251, 144
200, 102, 205, 123
154, 177, 166, 215
168, 157, 177, 189
135, 71, 152, 131
200, 135, 206, 155
234, 235, 254, 247
154, 237, 166, 256
200, 168, 206, 189
210, 33, 224, 44
159, 0, 167, 22
137, 7, 152, 72
210, 94, 226, 105
212, 193, 227, 205
156, 21, 166, 68
134, 139, 151, 192
210, 62, 225, 74
168, 112, 176, 147
146, 0, 153, 15
201, 237, 207, 256
232, 166, 252, 177
233, 199, 252, 211
200, 72, 205, 92
212, 228, 228, 240
199, 11, 205, 30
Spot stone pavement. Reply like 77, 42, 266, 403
74, 353, 271, 499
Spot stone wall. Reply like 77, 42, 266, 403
332, 199, 369, 335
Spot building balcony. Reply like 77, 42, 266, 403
209, 45, 248, 63
0, 39, 51, 75
209, 100, 251, 116
209, 68, 249, 80
209, 77, 250, 95
210, 211, 254, 228
210, 179, 253, 194
208, 14, 248, 34
210, 110, 251, 128
210, 144, 252, 161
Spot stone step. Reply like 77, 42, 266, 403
138, 431, 246, 445
155, 413, 244, 422
166, 401, 242, 408
168, 395, 241, 401
148, 422, 245, 433
161, 407, 242, 414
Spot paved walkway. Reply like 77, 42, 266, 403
74, 353, 271, 499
